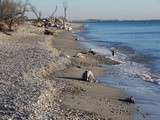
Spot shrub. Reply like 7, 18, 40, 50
0, 0, 26, 31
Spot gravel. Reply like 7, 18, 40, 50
0, 33, 69, 120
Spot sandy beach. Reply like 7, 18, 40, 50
0, 22, 134, 120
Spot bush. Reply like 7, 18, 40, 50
0, 0, 26, 31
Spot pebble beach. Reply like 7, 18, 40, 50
0, 22, 134, 120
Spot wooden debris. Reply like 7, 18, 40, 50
0, 22, 9, 31
118, 96, 135, 104
44, 29, 55, 35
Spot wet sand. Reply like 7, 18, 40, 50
47, 29, 135, 120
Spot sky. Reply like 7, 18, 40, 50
26, 0, 160, 20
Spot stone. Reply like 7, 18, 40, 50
36, 22, 44, 27
82, 70, 96, 83
82, 71, 87, 81
68, 27, 72, 31
76, 53, 85, 58
74, 37, 79, 41
88, 49, 96, 55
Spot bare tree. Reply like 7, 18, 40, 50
30, 5, 42, 21
0, 0, 2, 18
63, 1, 68, 21
0, 0, 26, 31
18, 0, 42, 21
50, 5, 58, 19
20, 0, 30, 17
0, 0, 17, 19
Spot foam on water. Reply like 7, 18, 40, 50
87, 42, 160, 85
77, 33, 160, 85
92, 47, 111, 56
106, 49, 160, 84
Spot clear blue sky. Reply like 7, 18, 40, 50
27, 0, 160, 20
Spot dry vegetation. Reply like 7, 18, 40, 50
0, 0, 27, 32
0, 0, 72, 36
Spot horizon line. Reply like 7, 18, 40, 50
71, 19, 160, 22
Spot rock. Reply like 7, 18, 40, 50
68, 27, 72, 31
88, 49, 96, 55
72, 35, 79, 41
82, 70, 96, 83
36, 22, 44, 27
76, 53, 85, 58
65, 26, 72, 31
118, 96, 135, 104
82, 71, 87, 81
66, 55, 70, 58
75, 37, 79, 41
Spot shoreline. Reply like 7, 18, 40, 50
0, 22, 134, 120
48, 23, 135, 119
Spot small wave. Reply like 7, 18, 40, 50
100, 47, 160, 85
87, 44, 160, 85
92, 47, 112, 56
75, 31, 160, 85
108, 52, 128, 63
150, 74, 160, 85
117, 31, 160, 35
115, 61, 160, 85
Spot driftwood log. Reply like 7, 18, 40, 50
118, 96, 135, 104
44, 29, 55, 35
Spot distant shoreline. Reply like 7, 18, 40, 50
72, 19, 160, 23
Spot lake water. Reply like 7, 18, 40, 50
76, 21, 160, 120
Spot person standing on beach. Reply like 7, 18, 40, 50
112, 50, 115, 56
111, 47, 115, 56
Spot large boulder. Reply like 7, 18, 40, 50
82, 70, 96, 83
